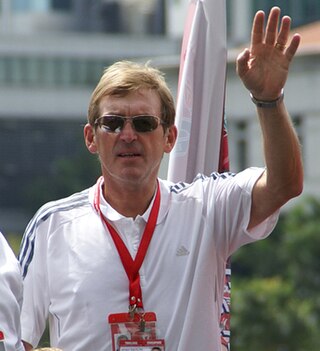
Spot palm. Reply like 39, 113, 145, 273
242, 44, 288, 98
237, 7, 300, 101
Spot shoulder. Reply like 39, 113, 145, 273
26, 188, 91, 232
159, 169, 263, 207
160, 172, 236, 195
0, 232, 22, 303
19, 187, 92, 278
0, 232, 21, 278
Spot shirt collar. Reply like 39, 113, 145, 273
89, 178, 170, 224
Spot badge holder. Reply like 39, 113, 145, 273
109, 312, 164, 351
119, 339, 165, 350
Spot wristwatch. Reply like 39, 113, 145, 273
250, 89, 284, 108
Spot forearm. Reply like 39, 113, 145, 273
237, 7, 303, 229
247, 99, 303, 229
257, 99, 303, 201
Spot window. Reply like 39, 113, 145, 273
251, 0, 320, 28
0, 56, 109, 88
51, 0, 71, 11
12, 0, 50, 12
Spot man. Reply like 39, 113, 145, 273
0, 232, 24, 351
19, 7, 303, 351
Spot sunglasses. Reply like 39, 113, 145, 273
94, 114, 164, 133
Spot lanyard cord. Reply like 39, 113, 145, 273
94, 177, 160, 310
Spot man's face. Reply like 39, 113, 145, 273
84, 88, 177, 188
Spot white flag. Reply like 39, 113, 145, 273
167, 0, 227, 182
167, 1, 230, 350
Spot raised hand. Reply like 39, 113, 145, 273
236, 7, 301, 101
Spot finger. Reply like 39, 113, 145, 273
236, 48, 250, 77
250, 10, 265, 49
265, 7, 281, 45
285, 33, 301, 61
276, 16, 291, 47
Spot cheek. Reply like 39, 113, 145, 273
95, 133, 114, 152
150, 139, 167, 159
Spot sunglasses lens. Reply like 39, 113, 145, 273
96, 115, 161, 133
133, 116, 159, 132
101, 116, 124, 133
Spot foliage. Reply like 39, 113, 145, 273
231, 196, 320, 351
5, 233, 22, 256
284, 197, 320, 298
232, 277, 317, 350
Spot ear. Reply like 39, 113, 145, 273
84, 124, 98, 154
164, 125, 178, 153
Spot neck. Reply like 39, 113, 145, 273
102, 178, 158, 218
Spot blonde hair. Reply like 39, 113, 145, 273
33, 348, 63, 351
87, 60, 175, 128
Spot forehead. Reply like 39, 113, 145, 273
99, 88, 161, 115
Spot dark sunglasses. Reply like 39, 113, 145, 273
94, 114, 164, 133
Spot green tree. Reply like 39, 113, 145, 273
231, 196, 320, 351
284, 197, 320, 296
232, 277, 317, 351
283, 196, 320, 328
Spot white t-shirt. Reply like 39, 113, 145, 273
19, 168, 279, 351
0, 232, 24, 351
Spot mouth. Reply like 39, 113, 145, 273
118, 153, 141, 158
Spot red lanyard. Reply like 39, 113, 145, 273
93, 177, 160, 311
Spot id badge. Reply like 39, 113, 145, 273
109, 312, 164, 351
119, 339, 165, 350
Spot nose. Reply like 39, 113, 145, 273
119, 120, 138, 143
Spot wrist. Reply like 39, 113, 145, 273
250, 89, 284, 108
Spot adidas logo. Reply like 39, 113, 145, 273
176, 245, 190, 256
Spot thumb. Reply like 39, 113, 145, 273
236, 48, 251, 78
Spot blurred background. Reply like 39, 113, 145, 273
1, 0, 320, 350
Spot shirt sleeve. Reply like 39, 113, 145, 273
19, 216, 50, 348
208, 167, 280, 257
0, 233, 25, 351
